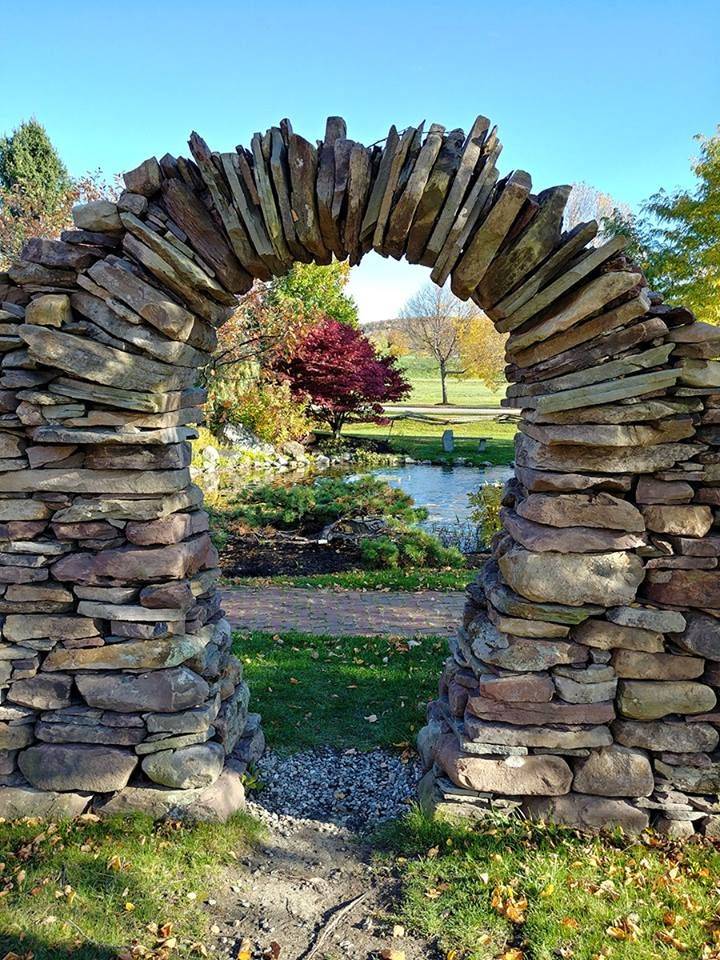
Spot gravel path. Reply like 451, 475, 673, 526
222, 585, 464, 637
247, 747, 422, 833
209, 748, 433, 960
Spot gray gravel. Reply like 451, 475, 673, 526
247, 746, 421, 832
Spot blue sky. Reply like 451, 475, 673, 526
2, 0, 718, 322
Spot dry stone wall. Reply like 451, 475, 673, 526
0, 114, 717, 830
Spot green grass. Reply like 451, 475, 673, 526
0, 813, 262, 960
377, 808, 720, 960
234, 629, 445, 753
345, 417, 517, 466
397, 355, 506, 407
225, 566, 477, 591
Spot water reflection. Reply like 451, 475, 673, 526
356, 463, 513, 551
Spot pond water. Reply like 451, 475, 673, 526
358, 463, 513, 551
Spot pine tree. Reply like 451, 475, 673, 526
0, 118, 70, 213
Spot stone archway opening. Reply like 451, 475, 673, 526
0, 114, 716, 834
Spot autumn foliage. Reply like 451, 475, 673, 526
271, 317, 411, 435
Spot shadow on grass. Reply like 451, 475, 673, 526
373, 807, 720, 960
0, 813, 262, 960
0, 934, 119, 960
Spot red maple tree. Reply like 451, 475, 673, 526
271, 317, 411, 436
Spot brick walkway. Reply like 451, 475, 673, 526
221, 586, 464, 637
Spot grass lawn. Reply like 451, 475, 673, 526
397, 355, 506, 407
0, 813, 262, 960
345, 417, 517, 466
234, 629, 445, 753
225, 566, 477, 591
378, 810, 720, 960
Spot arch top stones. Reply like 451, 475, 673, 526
0, 114, 719, 833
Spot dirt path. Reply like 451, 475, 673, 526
211, 814, 435, 960
222, 586, 464, 637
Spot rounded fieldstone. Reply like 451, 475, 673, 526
572, 745, 654, 797
0, 785, 90, 819
18, 743, 137, 792
7, 673, 73, 710
141, 742, 224, 789
617, 680, 716, 720
76, 666, 209, 713
524, 793, 649, 834
436, 734, 572, 796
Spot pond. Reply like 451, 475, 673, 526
357, 463, 513, 552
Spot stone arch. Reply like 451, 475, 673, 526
0, 115, 716, 832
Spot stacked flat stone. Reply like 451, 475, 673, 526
0, 114, 716, 827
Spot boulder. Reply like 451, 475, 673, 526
24, 294, 72, 328
466, 695, 614, 726
0, 785, 90, 819
435, 735, 572, 795
146, 698, 220, 735
612, 650, 705, 680
516, 492, 645, 531
482, 560, 602, 624
141, 742, 224, 789
573, 619, 664, 652
606, 605, 686, 633
469, 615, 588, 671
3, 615, 98, 642
463, 716, 612, 749
572, 745, 654, 797
0, 723, 35, 750
643, 569, 720, 609
77, 667, 209, 713
635, 478, 694, 505
7, 674, 73, 710
96, 768, 245, 823
52, 534, 214, 584
654, 759, 720, 793
36, 720, 144, 746
617, 680, 716, 720
675, 613, 720, 660
642, 505, 713, 537
553, 672, 617, 704
613, 719, 719, 752
477, 673, 554, 703
72, 200, 122, 232
416, 719, 443, 769
43, 631, 211, 672
19, 743, 137, 792
524, 793, 649, 833
501, 509, 646, 553
498, 545, 644, 606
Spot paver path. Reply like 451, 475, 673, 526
222, 585, 464, 637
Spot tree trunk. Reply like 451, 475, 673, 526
331, 414, 345, 439
439, 359, 448, 405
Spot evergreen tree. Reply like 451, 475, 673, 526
0, 118, 70, 213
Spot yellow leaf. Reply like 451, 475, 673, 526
124, 902, 135, 912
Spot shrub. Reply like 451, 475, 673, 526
360, 527, 465, 570
359, 535, 400, 569
468, 482, 504, 545
228, 475, 426, 533
205, 379, 311, 445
